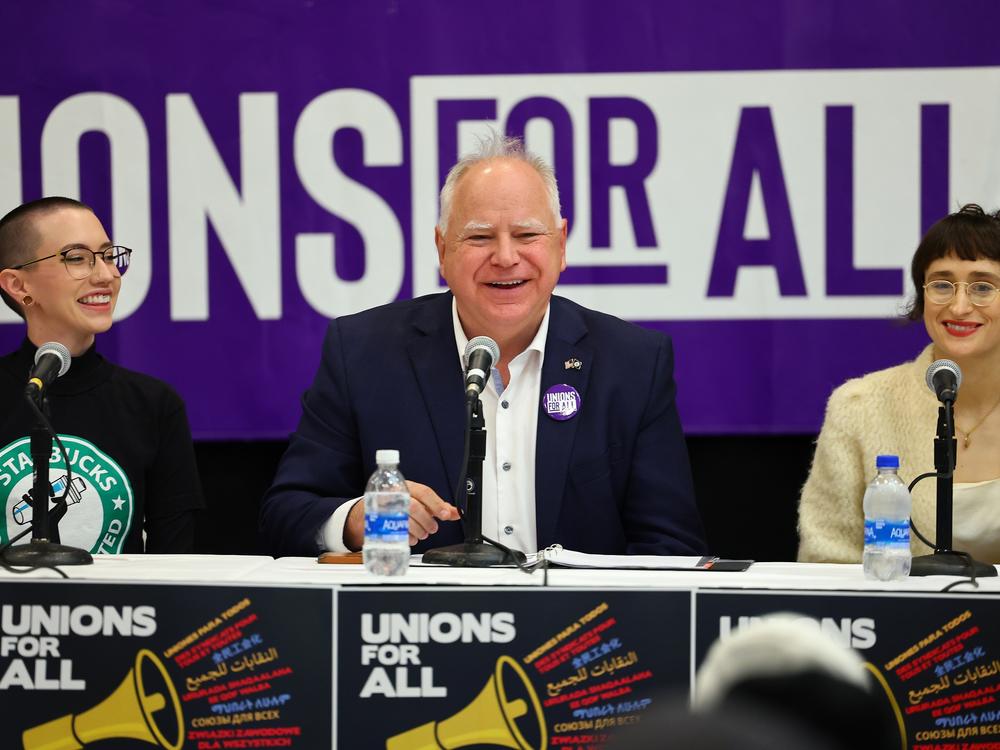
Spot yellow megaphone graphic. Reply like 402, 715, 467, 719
864, 662, 907, 750
22, 648, 184, 750
386, 655, 547, 750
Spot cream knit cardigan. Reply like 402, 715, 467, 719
798, 345, 940, 562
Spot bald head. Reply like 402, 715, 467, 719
438, 132, 561, 235
0, 197, 94, 317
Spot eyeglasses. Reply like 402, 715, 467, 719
10, 246, 133, 280
923, 279, 1000, 306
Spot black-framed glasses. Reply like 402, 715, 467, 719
923, 279, 1000, 307
10, 245, 133, 280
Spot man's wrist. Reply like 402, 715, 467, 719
342, 499, 365, 551
320, 498, 363, 553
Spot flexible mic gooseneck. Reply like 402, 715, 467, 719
910, 358, 996, 579
421, 334, 523, 567
1, 341, 92, 569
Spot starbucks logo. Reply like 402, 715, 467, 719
0, 436, 134, 554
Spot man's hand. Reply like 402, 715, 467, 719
343, 480, 460, 551
403, 481, 462, 544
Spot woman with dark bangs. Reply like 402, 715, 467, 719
799, 204, 1000, 566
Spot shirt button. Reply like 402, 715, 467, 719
503, 525, 514, 535
501, 400, 510, 409
501, 461, 511, 471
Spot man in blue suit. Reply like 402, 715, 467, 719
260, 134, 705, 558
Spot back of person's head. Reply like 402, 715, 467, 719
693, 613, 900, 750
0, 196, 93, 317
606, 692, 839, 750
908, 203, 1000, 320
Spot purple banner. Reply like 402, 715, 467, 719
1, 1, 997, 438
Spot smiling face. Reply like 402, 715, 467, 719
12, 207, 120, 354
436, 158, 567, 358
923, 254, 1000, 365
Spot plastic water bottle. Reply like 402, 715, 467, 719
363, 450, 410, 576
862, 454, 912, 581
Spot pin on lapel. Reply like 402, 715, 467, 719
543, 384, 581, 421
564, 358, 582, 371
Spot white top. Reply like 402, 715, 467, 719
452, 299, 548, 554
319, 299, 549, 554
952, 477, 1000, 565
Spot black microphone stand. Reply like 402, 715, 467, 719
422, 394, 526, 567
910, 404, 996, 577
1, 393, 92, 567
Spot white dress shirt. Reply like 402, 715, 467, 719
320, 299, 549, 554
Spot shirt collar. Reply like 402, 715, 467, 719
450, 298, 550, 367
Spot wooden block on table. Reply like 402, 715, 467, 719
318, 551, 363, 564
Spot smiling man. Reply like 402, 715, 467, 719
261, 134, 706, 558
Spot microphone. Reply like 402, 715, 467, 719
25, 342, 71, 398
925, 359, 962, 404
464, 336, 500, 400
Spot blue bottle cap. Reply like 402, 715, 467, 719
875, 454, 899, 469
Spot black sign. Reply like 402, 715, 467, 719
696, 591, 1000, 750
337, 587, 691, 750
0, 582, 332, 750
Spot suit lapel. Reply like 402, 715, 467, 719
535, 297, 592, 547
406, 294, 467, 503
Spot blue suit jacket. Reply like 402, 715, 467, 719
260, 293, 705, 557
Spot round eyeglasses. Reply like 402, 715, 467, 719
10, 246, 133, 280
923, 279, 1000, 307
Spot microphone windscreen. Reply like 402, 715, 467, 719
925, 358, 962, 395
464, 336, 500, 369
35, 341, 71, 377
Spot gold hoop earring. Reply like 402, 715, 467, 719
21, 295, 33, 307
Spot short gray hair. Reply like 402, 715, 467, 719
437, 131, 562, 234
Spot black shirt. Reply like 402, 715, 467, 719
0, 339, 203, 553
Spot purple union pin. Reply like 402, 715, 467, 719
543, 384, 581, 421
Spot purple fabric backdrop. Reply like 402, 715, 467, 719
0, 1, 994, 438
